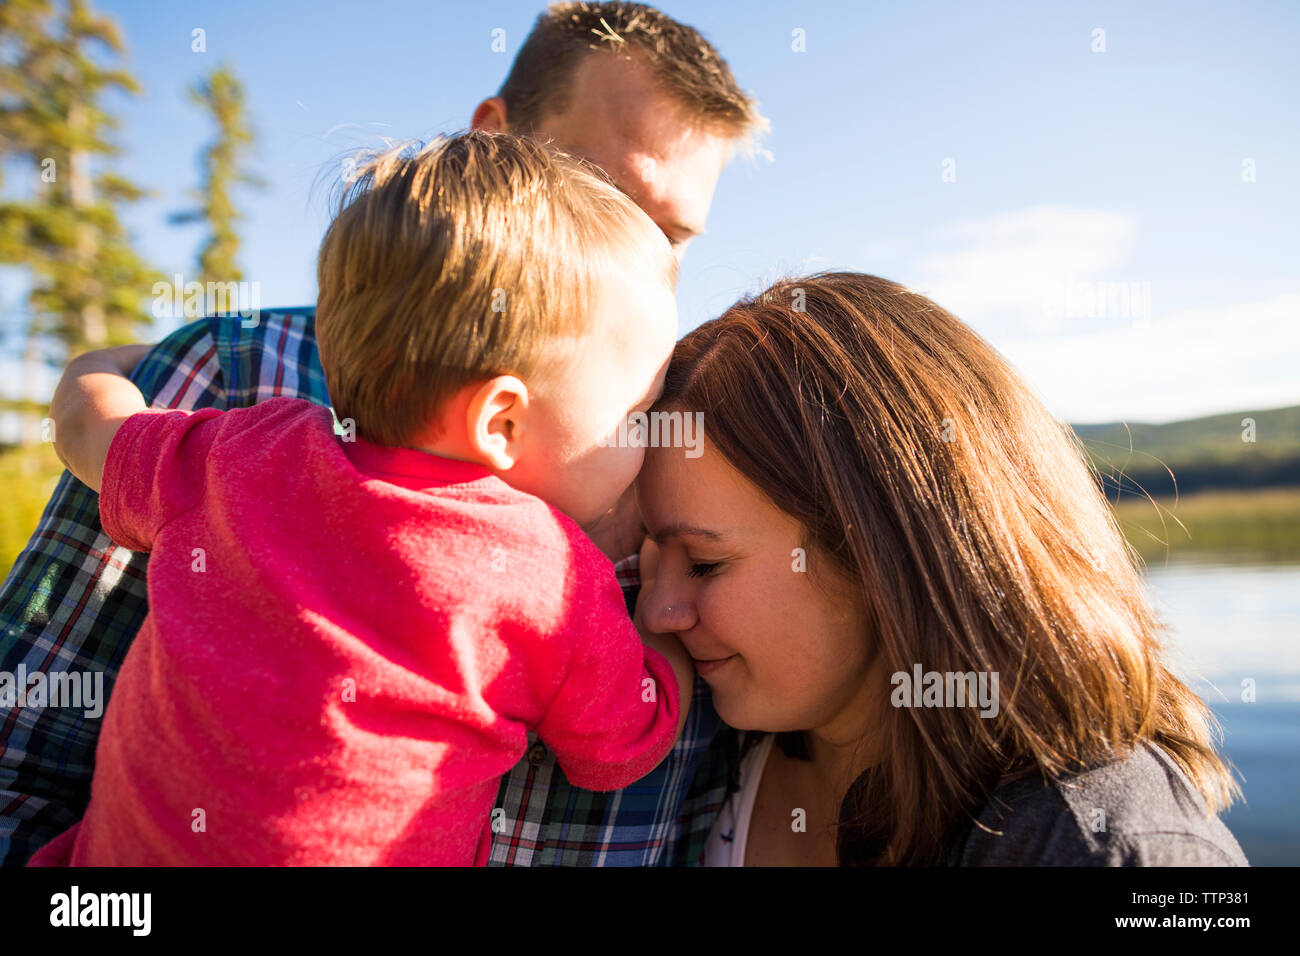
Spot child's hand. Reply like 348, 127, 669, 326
631, 538, 691, 738
50, 344, 154, 493
582, 484, 645, 562
636, 537, 660, 593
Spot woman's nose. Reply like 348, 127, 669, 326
639, 577, 696, 635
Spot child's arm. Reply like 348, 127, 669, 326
633, 543, 693, 739
530, 537, 694, 792
634, 554, 696, 738
50, 345, 152, 493
636, 628, 693, 739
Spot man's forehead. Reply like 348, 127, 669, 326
537, 54, 730, 233
577, 69, 726, 166
561, 51, 674, 126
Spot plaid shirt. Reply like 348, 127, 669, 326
0, 309, 736, 867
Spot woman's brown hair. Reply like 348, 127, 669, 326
657, 272, 1239, 865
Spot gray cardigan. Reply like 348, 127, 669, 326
946, 741, 1248, 866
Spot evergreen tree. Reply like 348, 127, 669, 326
0, 0, 156, 358
171, 63, 262, 293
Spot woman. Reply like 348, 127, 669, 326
634, 272, 1247, 866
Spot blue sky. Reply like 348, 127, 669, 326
4, 0, 1298, 424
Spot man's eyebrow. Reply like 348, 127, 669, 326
649, 523, 725, 544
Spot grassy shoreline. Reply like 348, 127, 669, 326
0, 444, 65, 577
1110, 487, 1300, 564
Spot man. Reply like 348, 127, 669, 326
0, 1, 765, 866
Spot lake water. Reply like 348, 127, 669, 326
1143, 559, 1300, 866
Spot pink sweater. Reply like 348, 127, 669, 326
28, 397, 679, 866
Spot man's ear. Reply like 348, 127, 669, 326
470, 97, 509, 133
466, 374, 528, 471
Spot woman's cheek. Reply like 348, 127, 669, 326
738, 594, 825, 716
702, 580, 766, 675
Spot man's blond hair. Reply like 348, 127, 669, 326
315, 131, 677, 447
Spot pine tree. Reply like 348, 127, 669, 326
170, 63, 262, 296
0, 0, 157, 359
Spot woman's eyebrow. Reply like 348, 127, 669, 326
649, 523, 725, 544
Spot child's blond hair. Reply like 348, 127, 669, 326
315, 131, 677, 446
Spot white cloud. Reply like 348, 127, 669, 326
999, 293, 1300, 423
909, 206, 1141, 337
892, 206, 1300, 422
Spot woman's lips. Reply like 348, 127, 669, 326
692, 654, 738, 676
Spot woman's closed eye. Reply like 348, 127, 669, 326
687, 562, 720, 578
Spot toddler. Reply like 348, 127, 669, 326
28, 132, 691, 866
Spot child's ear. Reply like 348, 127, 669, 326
466, 375, 529, 471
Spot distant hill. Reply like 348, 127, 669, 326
1071, 405, 1300, 498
